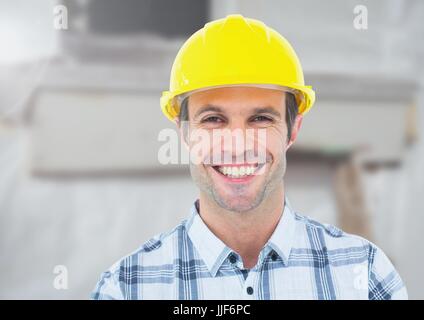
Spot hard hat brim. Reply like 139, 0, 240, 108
160, 83, 315, 122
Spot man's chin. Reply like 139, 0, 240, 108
212, 193, 263, 213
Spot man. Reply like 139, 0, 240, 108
92, 14, 407, 300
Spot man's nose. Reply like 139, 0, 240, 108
221, 120, 258, 162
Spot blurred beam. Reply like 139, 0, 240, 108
334, 158, 373, 240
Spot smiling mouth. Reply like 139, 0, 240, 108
211, 163, 265, 179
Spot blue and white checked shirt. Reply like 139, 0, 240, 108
91, 199, 407, 300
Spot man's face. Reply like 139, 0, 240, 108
182, 86, 301, 213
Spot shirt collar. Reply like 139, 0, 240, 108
186, 198, 296, 276
186, 201, 231, 277
266, 198, 297, 266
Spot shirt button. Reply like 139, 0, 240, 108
246, 286, 254, 295
229, 253, 237, 264
271, 252, 278, 261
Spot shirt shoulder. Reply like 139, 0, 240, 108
292, 211, 408, 299
293, 211, 371, 248
91, 219, 189, 300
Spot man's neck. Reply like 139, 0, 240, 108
198, 187, 285, 269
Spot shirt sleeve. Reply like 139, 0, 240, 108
91, 270, 124, 300
368, 244, 408, 300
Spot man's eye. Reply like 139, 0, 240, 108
251, 115, 272, 122
202, 116, 224, 123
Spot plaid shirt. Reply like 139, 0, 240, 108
91, 198, 407, 300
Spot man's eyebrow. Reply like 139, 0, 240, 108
193, 105, 282, 119
252, 106, 282, 118
194, 104, 224, 119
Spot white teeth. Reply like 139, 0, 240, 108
217, 165, 258, 178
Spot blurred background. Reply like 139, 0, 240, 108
0, 0, 423, 299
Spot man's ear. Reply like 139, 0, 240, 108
286, 114, 303, 150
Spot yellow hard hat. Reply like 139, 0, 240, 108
160, 14, 315, 121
